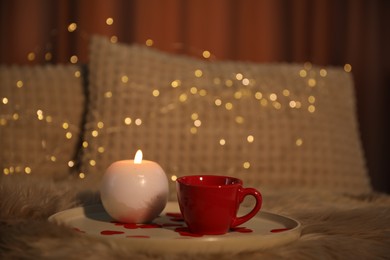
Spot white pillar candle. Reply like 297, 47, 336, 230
100, 150, 169, 223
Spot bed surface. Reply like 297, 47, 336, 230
1, 176, 389, 259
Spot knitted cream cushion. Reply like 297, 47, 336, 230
0, 65, 85, 179
81, 36, 371, 197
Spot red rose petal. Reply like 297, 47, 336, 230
166, 212, 185, 222
231, 227, 253, 233
100, 230, 125, 235
174, 227, 203, 237
166, 212, 183, 218
139, 223, 162, 229
123, 223, 138, 229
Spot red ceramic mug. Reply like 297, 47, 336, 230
176, 175, 262, 235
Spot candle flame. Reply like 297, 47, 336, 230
134, 149, 143, 164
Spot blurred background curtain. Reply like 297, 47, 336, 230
0, 0, 389, 193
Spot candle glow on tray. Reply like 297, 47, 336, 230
100, 149, 169, 223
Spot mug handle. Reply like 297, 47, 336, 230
231, 187, 262, 227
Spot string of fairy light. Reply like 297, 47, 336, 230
1, 15, 353, 179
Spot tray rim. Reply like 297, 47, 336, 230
48, 202, 302, 253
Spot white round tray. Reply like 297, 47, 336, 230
48, 202, 301, 254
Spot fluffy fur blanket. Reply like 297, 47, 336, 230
1, 176, 390, 259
